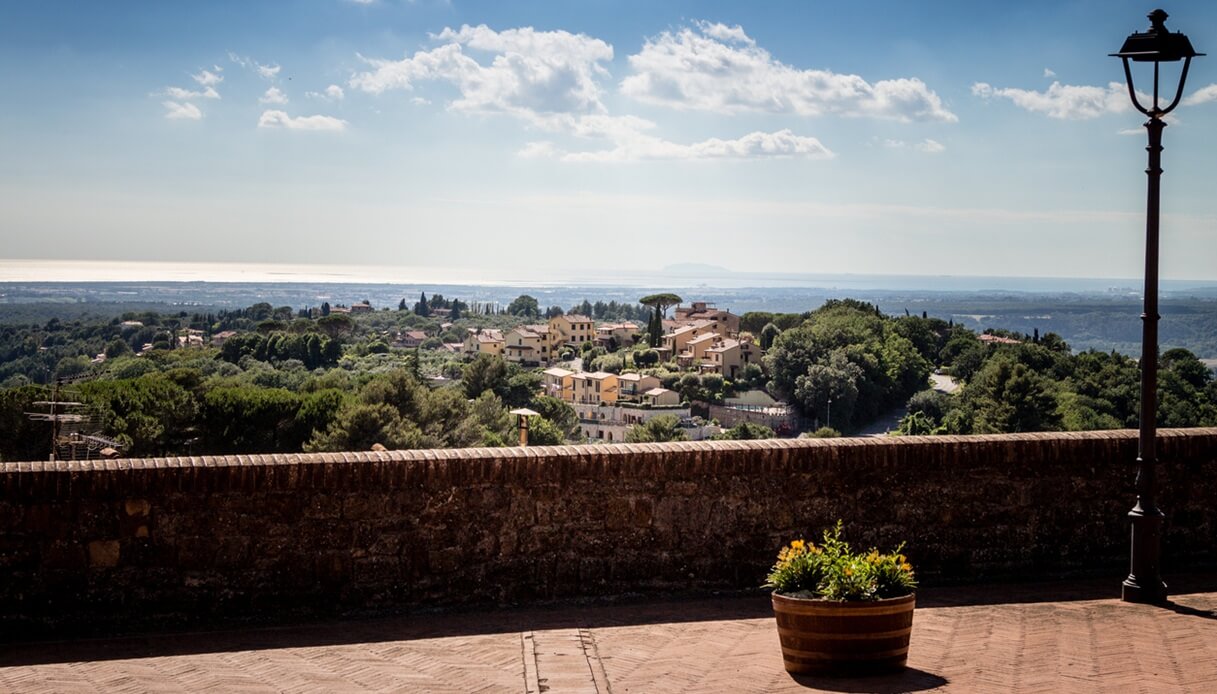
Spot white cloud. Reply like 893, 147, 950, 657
257, 63, 282, 80
165, 86, 220, 100
350, 24, 614, 117
620, 22, 956, 123
971, 80, 1132, 119
1043, 68, 1056, 78
162, 101, 202, 120
1183, 83, 1217, 106
517, 141, 559, 159
260, 86, 289, 105
693, 20, 754, 46
307, 84, 346, 101
880, 137, 944, 153
526, 126, 833, 163
192, 69, 224, 87
257, 110, 347, 131
915, 138, 944, 153
411, 96, 431, 105
353, 24, 835, 163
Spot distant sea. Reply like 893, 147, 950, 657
5, 259, 1217, 294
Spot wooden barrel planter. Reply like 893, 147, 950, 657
771, 592, 915, 674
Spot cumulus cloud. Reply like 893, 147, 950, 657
162, 101, 202, 120
257, 110, 347, 131
350, 24, 614, 117
353, 24, 835, 163
1043, 68, 1056, 78
260, 86, 289, 104
308, 84, 346, 101
257, 63, 282, 80
165, 85, 220, 100
916, 138, 945, 153
1183, 83, 1217, 106
971, 81, 1133, 119
880, 138, 944, 153
620, 22, 956, 123
523, 123, 833, 163
192, 69, 224, 87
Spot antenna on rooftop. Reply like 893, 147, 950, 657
25, 374, 122, 462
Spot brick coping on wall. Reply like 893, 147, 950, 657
6, 427, 1215, 474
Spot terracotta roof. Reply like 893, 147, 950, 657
979, 334, 1022, 345
706, 338, 740, 353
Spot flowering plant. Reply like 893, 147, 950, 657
764, 521, 916, 601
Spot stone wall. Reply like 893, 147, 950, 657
2, 429, 1216, 638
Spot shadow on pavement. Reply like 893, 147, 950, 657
2, 572, 1214, 667
790, 667, 948, 693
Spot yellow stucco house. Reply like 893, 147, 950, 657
462, 328, 504, 357
569, 371, 618, 406
504, 324, 551, 366
548, 314, 595, 352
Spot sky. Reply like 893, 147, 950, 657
2, 0, 1217, 283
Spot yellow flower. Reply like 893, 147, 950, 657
844, 567, 853, 576
900, 562, 912, 572
790, 539, 806, 551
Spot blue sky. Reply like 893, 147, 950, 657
3, 1, 1217, 282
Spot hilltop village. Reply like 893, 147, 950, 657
3, 291, 1216, 462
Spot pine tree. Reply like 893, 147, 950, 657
398, 298, 407, 311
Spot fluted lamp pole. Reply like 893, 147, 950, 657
1110, 8, 1202, 604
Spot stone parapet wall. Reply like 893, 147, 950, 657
2, 429, 1216, 637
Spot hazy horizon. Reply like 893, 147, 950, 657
6, 258, 1217, 294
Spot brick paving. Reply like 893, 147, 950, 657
2, 574, 1215, 693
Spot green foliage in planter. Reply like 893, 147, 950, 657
765, 521, 916, 601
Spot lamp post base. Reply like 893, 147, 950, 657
1122, 577, 1167, 604
1122, 506, 1167, 604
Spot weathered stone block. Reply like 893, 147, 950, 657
87, 539, 120, 568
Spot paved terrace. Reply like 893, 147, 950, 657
3, 574, 1215, 693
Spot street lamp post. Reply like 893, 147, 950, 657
1111, 8, 1202, 605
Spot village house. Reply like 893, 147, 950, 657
661, 320, 717, 356
394, 330, 429, 348
573, 400, 717, 443
349, 300, 373, 314
671, 301, 740, 335
569, 371, 618, 406
642, 387, 681, 408
504, 324, 551, 367
616, 372, 661, 402
675, 332, 721, 369
595, 322, 640, 349
547, 314, 595, 352
210, 330, 238, 347
462, 328, 504, 357
541, 367, 573, 399
700, 337, 759, 380
177, 328, 206, 349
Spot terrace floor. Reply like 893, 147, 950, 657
2, 574, 1216, 693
